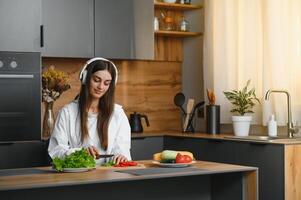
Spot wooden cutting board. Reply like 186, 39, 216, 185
95, 164, 146, 170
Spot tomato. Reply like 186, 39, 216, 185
183, 155, 192, 163
114, 161, 138, 167
175, 153, 192, 163
175, 153, 186, 163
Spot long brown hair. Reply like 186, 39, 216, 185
78, 60, 116, 150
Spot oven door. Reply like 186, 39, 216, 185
0, 74, 41, 142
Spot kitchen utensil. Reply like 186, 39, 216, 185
185, 101, 205, 132
206, 105, 220, 134
96, 154, 115, 159
206, 88, 216, 105
183, 98, 194, 132
129, 112, 150, 133
174, 92, 186, 114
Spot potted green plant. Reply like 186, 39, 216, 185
223, 80, 260, 136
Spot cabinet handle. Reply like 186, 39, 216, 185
40, 25, 44, 47
132, 137, 146, 140
249, 142, 267, 146
0, 74, 34, 79
0, 142, 14, 146
208, 139, 223, 143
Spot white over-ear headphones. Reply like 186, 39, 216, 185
79, 57, 118, 85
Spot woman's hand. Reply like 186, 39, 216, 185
112, 154, 128, 164
86, 146, 100, 159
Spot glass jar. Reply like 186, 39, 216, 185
179, 16, 189, 32
164, 16, 174, 31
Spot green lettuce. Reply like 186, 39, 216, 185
52, 149, 96, 172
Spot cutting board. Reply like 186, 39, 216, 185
96, 164, 146, 170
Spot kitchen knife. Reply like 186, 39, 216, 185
95, 154, 115, 159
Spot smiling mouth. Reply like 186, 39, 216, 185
94, 90, 103, 94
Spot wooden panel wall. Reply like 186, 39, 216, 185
42, 58, 182, 134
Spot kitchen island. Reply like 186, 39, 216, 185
0, 160, 257, 200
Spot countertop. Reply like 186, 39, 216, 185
131, 131, 301, 145
0, 160, 257, 191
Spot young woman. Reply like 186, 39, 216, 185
48, 58, 131, 165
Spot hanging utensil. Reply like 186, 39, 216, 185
185, 101, 205, 132
183, 98, 195, 132
174, 92, 186, 114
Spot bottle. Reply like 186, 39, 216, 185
179, 16, 189, 32
268, 115, 277, 137
154, 17, 159, 31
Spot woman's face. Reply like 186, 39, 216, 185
89, 70, 112, 99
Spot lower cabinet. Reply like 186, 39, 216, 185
164, 136, 285, 200
0, 135, 286, 200
164, 136, 239, 164
131, 137, 163, 160
237, 142, 284, 200
0, 141, 49, 169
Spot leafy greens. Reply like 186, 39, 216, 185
52, 149, 96, 172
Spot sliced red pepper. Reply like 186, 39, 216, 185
114, 161, 138, 167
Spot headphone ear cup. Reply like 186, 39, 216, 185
81, 69, 88, 85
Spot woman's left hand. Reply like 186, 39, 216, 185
112, 154, 128, 164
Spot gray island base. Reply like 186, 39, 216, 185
0, 160, 257, 200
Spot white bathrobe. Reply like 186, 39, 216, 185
48, 100, 131, 164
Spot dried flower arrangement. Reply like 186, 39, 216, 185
42, 66, 71, 103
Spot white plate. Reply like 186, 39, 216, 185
152, 161, 196, 168
61, 167, 95, 173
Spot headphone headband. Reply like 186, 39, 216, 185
79, 57, 118, 85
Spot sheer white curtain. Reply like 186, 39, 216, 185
204, 0, 301, 125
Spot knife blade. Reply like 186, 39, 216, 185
95, 154, 114, 159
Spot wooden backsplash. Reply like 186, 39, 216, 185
42, 58, 182, 133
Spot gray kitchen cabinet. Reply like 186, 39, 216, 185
131, 137, 163, 160
164, 136, 239, 164
163, 136, 206, 159
94, 0, 154, 60
41, 0, 94, 58
237, 142, 284, 200
0, 0, 42, 52
0, 141, 49, 169
165, 136, 284, 200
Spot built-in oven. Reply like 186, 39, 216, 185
0, 52, 41, 142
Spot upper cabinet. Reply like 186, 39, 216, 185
94, 0, 154, 60
41, 0, 94, 58
0, 0, 155, 59
0, 0, 42, 52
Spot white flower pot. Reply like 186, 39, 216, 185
232, 116, 252, 136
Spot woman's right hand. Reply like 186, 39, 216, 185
86, 146, 100, 159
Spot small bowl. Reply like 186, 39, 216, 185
163, 0, 177, 3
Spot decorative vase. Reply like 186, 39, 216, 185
232, 116, 252, 136
206, 105, 220, 134
42, 102, 55, 139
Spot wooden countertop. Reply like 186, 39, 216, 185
131, 131, 301, 145
0, 160, 257, 191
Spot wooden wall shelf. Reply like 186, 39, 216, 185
155, 30, 202, 37
154, 2, 202, 10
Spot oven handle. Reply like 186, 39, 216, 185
0, 74, 34, 79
